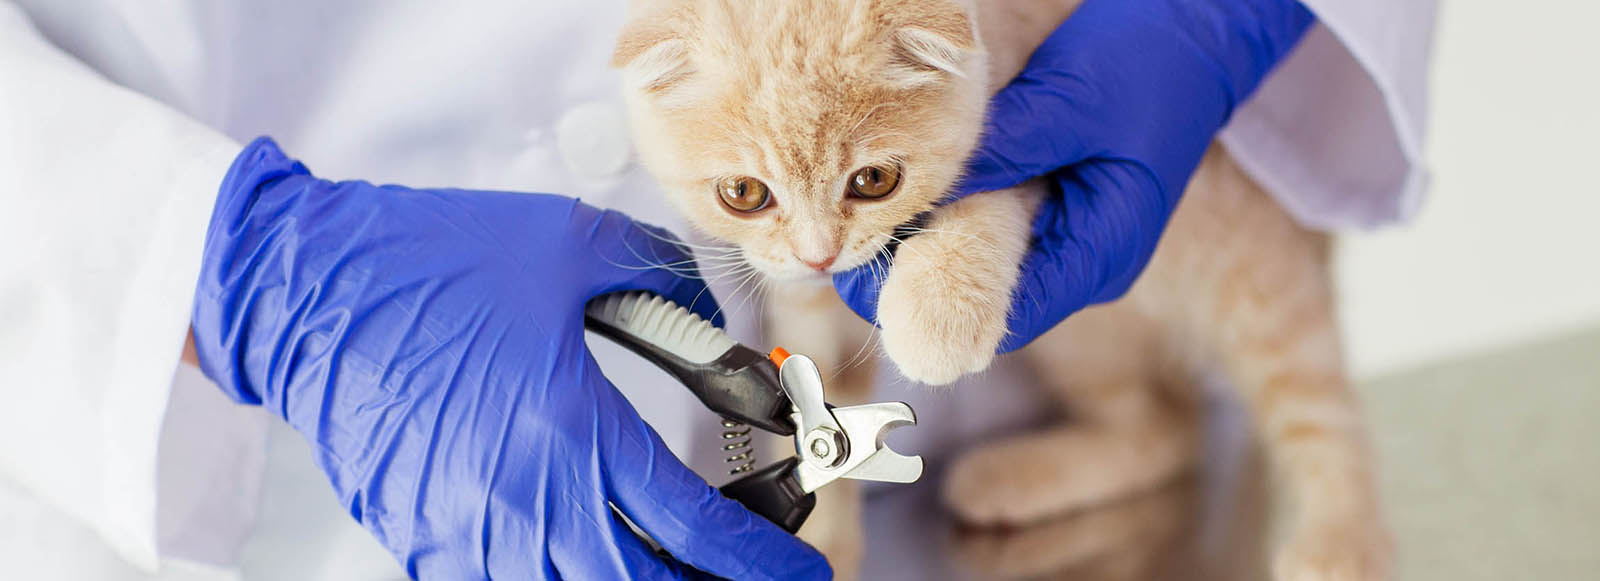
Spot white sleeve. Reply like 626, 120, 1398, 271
1218, 0, 1438, 230
0, 1, 241, 570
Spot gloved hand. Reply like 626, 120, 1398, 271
191, 138, 829, 580
835, 0, 1313, 351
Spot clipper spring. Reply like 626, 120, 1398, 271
721, 418, 756, 474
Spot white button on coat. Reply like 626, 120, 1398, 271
555, 101, 634, 180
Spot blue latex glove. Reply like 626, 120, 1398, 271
191, 138, 829, 580
835, 0, 1313, 351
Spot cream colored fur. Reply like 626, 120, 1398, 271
613, 0, 1391, 579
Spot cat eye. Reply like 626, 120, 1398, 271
716, 176, 771, 213
847, 164, 902, 199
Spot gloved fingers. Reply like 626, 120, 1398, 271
580, 207, 725, 326
608, 447, 831, 581
1058, 159, 1176, 307
583, 366, 829, 580
955, 72, 1092, 198
549, 500, 692, 581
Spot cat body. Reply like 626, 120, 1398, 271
613, 0, 1390, 578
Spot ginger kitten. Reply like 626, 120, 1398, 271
613, 0, 1391, 579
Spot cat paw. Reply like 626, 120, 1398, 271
1273, 518, 1393, 581
875, 236, 1010, 385
942, 441, 1046, 525
941, 422, 1197, 527
949, 476, 1195, 580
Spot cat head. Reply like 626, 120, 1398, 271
613, 0, 988, 281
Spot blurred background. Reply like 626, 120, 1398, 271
1328, 1, 1600, 577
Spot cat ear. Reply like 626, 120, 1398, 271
612, 18, 695, 96
888, 1, 979, 86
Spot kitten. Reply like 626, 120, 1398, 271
613, 0, 1391, 579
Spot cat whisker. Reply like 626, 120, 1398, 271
694, 264, 750, 278
609, 234, 728, 279
866, 239, 897, 270
695, 248, 752, 264
610, 234, 753, 281
694, 254, 755, 273
877, 232, 930, 262
710, 269, 763, 324
698, 259, 751, 272
732, 270, 766, 317
598, 253, 706, 279
682, 272, 726, 316
832, 312, 882, 382
702, 263, 757, 278
608, 254, 751, 289
699, 249, 758, 266
607, 256, 716, 271
701, 265, 748, 278
730, 272, 769, 326
704, 271, 759, 291
632, 225, 740, 254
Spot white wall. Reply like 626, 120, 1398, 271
1336, 1, 1600, 379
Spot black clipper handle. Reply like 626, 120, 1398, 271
584, 292, 793, 435
718, 458, 815, 533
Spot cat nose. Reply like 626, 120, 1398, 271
798, 254, 838, 272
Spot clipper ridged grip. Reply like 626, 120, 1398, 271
586, 292, 736, 364
585, 291, 793, 435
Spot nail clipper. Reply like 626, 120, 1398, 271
585, 291, 923, 532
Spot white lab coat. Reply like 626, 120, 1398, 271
0, 0, 1434, 578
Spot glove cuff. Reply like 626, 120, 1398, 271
190, 136, 315, 405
